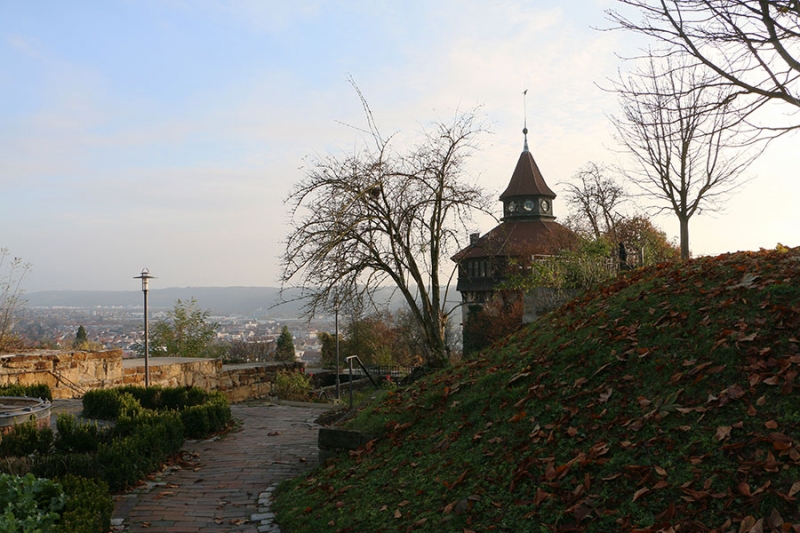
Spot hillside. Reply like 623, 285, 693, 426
273, 246, 800, 532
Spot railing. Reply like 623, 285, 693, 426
344, 356, 379, 408
47, 370, 87, 397
347, 364, 417, 380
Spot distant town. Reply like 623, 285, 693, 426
15, 288, 336, 367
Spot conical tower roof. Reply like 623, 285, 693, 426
499, 146, 556, 200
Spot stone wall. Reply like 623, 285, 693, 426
218, 363, 304, 403
0, 350, 304, 402
0, 350, 123, 399
122, 358, 222, 390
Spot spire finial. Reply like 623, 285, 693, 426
522, 89, 529, 152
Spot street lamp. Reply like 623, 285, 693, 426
334, 302, 340, 400
133, 268, 156, 387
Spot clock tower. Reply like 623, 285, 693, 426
452, 126, 574, 354
500, 127, 556, 221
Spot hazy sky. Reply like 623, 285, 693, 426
2, 1, 798, 293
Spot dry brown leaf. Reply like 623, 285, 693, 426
508, 410, 526, 423
715, 426, 732, 441
765, 420, 778, 429
738, 482, 751, 496
394, 509, 402, 519
768, 508, 784, 529
788, 481, 800, 497
632, 487, 650, 502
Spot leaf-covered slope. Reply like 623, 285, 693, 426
274, 247, 800, 533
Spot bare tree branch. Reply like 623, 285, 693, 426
281, 96, 491, 367
610, 53, 764, 259
607, 0, 800, 132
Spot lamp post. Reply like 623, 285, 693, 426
134, 268, 156, 387
334, 302, 340, 400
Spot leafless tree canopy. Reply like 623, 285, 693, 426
0, 248, 30, 352
611, 55, 763, 259
281, 91, 490, 367
563, 162, 629, 242
608, 0, 800, 131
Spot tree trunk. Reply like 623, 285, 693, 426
679, 216, 690, 260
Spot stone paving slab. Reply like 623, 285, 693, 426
112, 402, 329, 533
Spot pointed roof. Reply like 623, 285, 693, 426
499, 149, 556, 200
451, 219, 574, 262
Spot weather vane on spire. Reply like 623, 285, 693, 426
522, 88, 529, 152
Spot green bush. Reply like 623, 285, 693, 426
0, 420, 53, 457
180, 393, 231, 439
273, 370, 312, 401
54, 414, 108, 454
32, 453, 101, 482
74, 386, 228, 490
0, 473, 65, 533
0, 384, 52, 401
99, 409, 184, 491
56, 475, 113, 533
81, 389, 123, 420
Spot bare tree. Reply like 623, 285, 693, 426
281, 86, 490, 368
563, 162, 628, 242
611, 54, 763, 259
0, 248, 30, 352
608, 0, 800, 132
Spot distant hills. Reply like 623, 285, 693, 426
24, 285, 452, 318
25, 287, 307, 318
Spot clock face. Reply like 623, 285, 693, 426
540, 199, 550, 212
523, 200, 534, 212
508, 201, 517, 212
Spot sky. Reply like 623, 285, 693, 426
1, 1, 798, 293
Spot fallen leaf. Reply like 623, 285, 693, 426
508, 411, 526, 423
738, 482, 751, 496
715, 426, 732, 441
394, 509, 402, 519
765, 420, 778, 429
768, 508, 784, 529
789, 481, 800, 498
632, 487, 650, 502
654, 466, 667, 477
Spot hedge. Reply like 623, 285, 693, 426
0, 383, 52, 401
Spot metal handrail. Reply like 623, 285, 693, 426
344, 355, 379, 408
47, 369, 87, 397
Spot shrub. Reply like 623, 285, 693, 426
54, 414, 107, 454
180, 393, 231, 439
81, 389, 122, 420
0, 420, 53, 457
56, 475, 113, 533
273, 370, 312, 401
0, 472, 65, 532
32, 453, 101, 482
99, 409, 184, 491
0, 384, 52, 401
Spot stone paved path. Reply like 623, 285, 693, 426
111, 402, 329, 533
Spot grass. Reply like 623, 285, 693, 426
272, 246, 800, 532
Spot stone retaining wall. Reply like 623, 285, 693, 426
0, 350, 303, 402
0, 350, 123, 399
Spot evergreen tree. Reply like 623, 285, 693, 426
74, 325, 88, 348
275, 326, 295, 361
